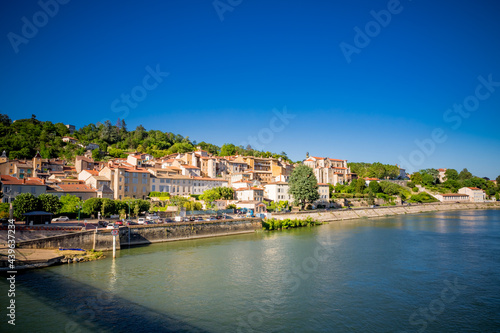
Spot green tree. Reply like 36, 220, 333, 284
200, 190, 219, 209
356, 178, 366, 193
444, 169, 459, 181
219, 143, 238, 156
83, 197, 103, 217
38, 194, 61, 214
411, 172, 423, 185
422, 174, 435, 186
59, 194, 82, 214
458, 168, 473, 181
288, 165, 319, 210
12, 193, 40, 219
368, 181, 381, 193
100, 198, 116, 217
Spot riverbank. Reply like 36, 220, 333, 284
272, 202, 500, 222
0, 248, 104, 272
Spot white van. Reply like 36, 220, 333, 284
138, 218, 145, 224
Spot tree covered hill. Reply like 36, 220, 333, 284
0, 114, 291, 162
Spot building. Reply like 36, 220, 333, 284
97, 185, 114, 199
236, 201, 267, 214
438, 168, 447, 183
150, 175, 193, 196
0, 176, 46, 202
65, 124, 76, 133
458, 187, 486, 202
75, 156, 103, 174
317, 183, 330, 205
46, 184, 97, 201
434, 193, 469, 202
364, 177, 380, 186
100, 164, 151, 200
192, 177, 228, 195
264, 182, 293, 202
235, 187, 264, 202
303, 156, 352, 185
62, 136, 78, 144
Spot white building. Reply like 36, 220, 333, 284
264, 182, 293, 202
192, 177, 229, 195
458, 187, 486, 202
434, 193, 469, 202
235, 187, 264, 202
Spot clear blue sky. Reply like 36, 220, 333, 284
1, 0, 499, 178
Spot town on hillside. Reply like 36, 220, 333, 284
1, 143, 497, 224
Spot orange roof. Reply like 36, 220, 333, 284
329, 158, 345, 162
54, 184, 96, 192
193, 177, 228, 182
83, 170, 99, 175
317, 183, 329, 186
467, 187, 482, 190
364, 177, 380, 181
181, 165, 200, 169
0, 175, 44, 185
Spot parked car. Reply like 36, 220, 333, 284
97, 220, 109, 228
125, 220, 138, 226
114, 220, 124, 226
106, 223, 118, 229
195, 217, 204, 221
138, 218, 145, 224
222, 215, 233, 219
52, 216, 69, 222
205, 216, 217, 221
164, 218, 174, 223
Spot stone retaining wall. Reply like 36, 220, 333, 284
273, 202, 500, 222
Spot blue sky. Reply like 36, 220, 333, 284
1, 0, 499, 178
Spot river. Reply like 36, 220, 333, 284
2, 209, 500, 332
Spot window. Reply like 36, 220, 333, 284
152, 178, 155, 183
133, 173, 138, 178
132, 178, 138, 184
133, 186, 137, 193
125, 186, 129, 192
119, 186, 122, 190
152, 185, 156, 191
142, 178, 147, 184
31, 187, 35, 194
143, 187, 146, 192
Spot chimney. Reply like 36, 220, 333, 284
134, 165, 138, 170
23, 178, 26, 184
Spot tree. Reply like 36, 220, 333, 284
83, 198, 103, 217
59, 194, 82, 214
288, 165, 319, 210
12, 193, 39, 219
458, 168, 473, 181
220, 143, 238, 156
355, 178, 366, 193
444, 169, 459, 181
411, 172, 423, 185
100, 198, 116, 217
368, 181, 381, 193
200, 190, 219, 209
496, 175, 500, 185
422, 174, 435, 186
38, 194, 61, 214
